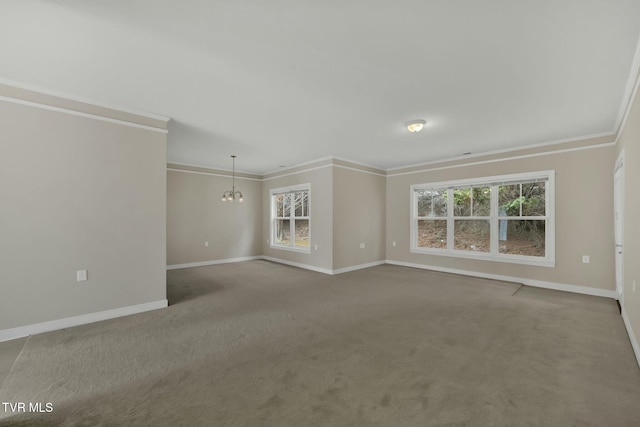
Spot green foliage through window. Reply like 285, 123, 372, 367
412, 173, 551, 261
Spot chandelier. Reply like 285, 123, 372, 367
221, 155, 244, 203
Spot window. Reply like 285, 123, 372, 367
411, 171, 554, 266
270, 184, 310, 253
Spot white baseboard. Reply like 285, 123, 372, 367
522, 277, 617, 298
333, 260, 386, 275
385, 259, 617, 299
167, 256, 262, 270
261, 256, 334, 275
0, 299, 168, 343
622, 306, 640, 369
262, 257, 385, 275
172, 257, 618, 299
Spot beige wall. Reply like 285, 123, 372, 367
167, 168, 262, 266
333, 167, 386, 270
171, 159, 386, 273
387, 143, 616, 290
261, 165, 334, 271
0, 89, 167, 331
617, 79, 640, 358
2, 76, 635, 357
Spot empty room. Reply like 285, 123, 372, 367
1, 1, 640, 426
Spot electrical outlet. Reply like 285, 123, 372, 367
76, 270, 88, 282
359, 243, 365, 249
582, 255, 590, 264
634, 280, 636, 293
314, 244, 318, 250
204, 241, 209, 247
392, 241, 396, 247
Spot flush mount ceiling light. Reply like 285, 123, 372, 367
221, 155, 244, 203
405, 119, 427, 133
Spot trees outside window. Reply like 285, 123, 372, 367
411, 171, 554, 267
270, 184, 310, 253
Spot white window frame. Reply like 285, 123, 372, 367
410, 170, 555, 267
270, 183, 311, 254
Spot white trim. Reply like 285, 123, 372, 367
263, 157, 385, 180
331, 156, 385, 172
387, 141, 615, 177
269, 183, 312, 254
261, 256, 333, 275
622, 306, 640, 369
408, 248, 555, 267
166, 168, 262, 181
169, 138, 615, 182
0, 77, 170, 122
614, 149, 625, 173
615, 69, 640, 144
262, 164, 333, 181
0, 96, 168, 134
168, 161, 260, 178
521, 278, 615, 298
613, 151, 625, 302
409, 170, 555, 190
614, 33, 640, 137
262, 156, 335, 176
332, 260, 386, 275
167, 256, 262, 270
409, 170, 555, 267
170, 161, 385, 181
270, 183, 312, 194
0, 300, 168, 343
385, 260, 617, 299
333, 163, 386, 177
268, 245, 312, 254
168, 256, 384, 275
386, 132, 615, 173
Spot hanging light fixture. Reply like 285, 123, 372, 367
221, 155, 244, 203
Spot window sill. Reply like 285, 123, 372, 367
410, 248, 555, 267
270, 244, 311, 254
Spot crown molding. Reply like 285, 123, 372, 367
0, 77, 170, 122
386, 132, 615, 173
614, 33, 640, 138
386, 141, 615, 177
0, 95, 169, 134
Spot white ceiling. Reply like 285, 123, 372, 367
2, 0, 639, 174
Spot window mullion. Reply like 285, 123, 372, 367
270, 185, 311, 252
417, 192, 423, 249
430, 194, 434, 218
447, 189, 454, 251
545, 176, 551, 261
519, 183, 523, 217
410, 171, 553, 265
490, 185, 499, 254
289, 210, 294, 247
272, 196, 277, 245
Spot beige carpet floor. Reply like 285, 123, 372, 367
1, 260, 639, 426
